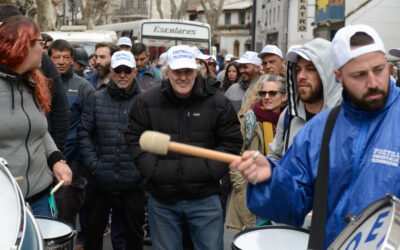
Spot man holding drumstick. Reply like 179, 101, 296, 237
231, 24, 400, 248
125, 45, 242, 250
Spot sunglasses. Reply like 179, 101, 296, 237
258, 90, 281, 97
113, 66, 133, 74
30, 39, 45, 49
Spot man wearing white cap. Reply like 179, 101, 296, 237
125, 45, 242, 250
258, 44, 285, 76
117, 37, 132, 51
225, 51, 262, 112
78, 51, 145, 250
230, 25, 400, 249
268, 38, 342, 162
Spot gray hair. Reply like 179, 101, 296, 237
257, 74, 287, 94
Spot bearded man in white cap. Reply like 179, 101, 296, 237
78, 51, 145, 250
125, 45, 242, 250
230, 24, 400, 249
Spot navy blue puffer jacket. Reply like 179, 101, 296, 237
78, 80, 143, 192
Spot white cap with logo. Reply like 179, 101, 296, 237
117, 37, 132, 47
111, 51, 136, 69
286, 45, 311, 63
225, 54, 234, 61
167, 45, 198, 70
258, 45, 283, 59
331, 24, 385, 69
235, 51, 262, 66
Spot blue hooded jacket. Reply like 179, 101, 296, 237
247, 79, 400, 248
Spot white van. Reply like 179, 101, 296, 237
44, 28, 117, 55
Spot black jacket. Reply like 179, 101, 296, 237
125, 75, 242, 203
41, 53, 70, 151
78, 80, 143, 192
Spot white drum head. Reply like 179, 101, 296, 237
36, 218, 72, 239
0, 163, 23, 249
233, 227, 309, 250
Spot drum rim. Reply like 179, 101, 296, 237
0, 159, 26, 249
35, 216, 76, 243
328, 197, 393, 249
232, 225, 310, 250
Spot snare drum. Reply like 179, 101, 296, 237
0, 157, 43, 250
328, 194, 400, 250
36, 216, 76, 250
232, 225, 309, 250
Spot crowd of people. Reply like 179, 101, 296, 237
1, 3, 400, 250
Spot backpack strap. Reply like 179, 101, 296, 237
307, 105, 342, 250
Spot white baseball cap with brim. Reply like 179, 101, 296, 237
160, 52, 167, 62
258, 45, 283, 59
225, 54, 234, 61
235, 51, 262, 66
191, 46, 211, 60
389, 48, 400, 58
331, 24, 385, 69
117, 37, 132, 47
111, 51, 136, 69
167, 45, 197, 70
286, 45, 311, 62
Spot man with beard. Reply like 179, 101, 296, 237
230, 25, 399, 249
268, 38, 342, 161
225, 51, 262, 112
86, 42, 120, 89
48, 39, 95, 228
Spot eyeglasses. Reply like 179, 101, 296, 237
258, 90, 282, 97
30, 39, 45, 49
113, 66, 133, 74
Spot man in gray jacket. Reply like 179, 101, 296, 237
268, 38, 342, 162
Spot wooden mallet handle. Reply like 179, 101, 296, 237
139, 131, 241, 163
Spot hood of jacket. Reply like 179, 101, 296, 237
286, 38, 342, 119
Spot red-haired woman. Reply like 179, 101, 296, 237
0, 16, 72, 216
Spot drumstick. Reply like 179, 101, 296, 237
14, 176, 24, 181
139, 131, 241, 163
50, 180, 65, 195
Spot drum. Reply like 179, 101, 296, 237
35, 216, 76, 250
0, 157, 43, 250
328, 194, 400, 250
232, 225, 310, 250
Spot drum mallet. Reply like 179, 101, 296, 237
139, 131, 241, 163
50, 180, 65, 195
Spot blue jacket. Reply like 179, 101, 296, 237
247, 79, 400, 248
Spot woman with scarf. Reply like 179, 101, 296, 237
226, 74, 287, 231
0, 16, 72, 217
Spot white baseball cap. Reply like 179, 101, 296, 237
331, 24, 385, 69
286, 45, 311, 63
225, 54, 234, 61
258, 45, 283, 59
167, 45, 197, 70
111, 51, 136, 69
235, 51, 262, 66
389, 48, 400, 58
117, 37, 132, 47
191, 46, 211, 60
160, 52, 167, 62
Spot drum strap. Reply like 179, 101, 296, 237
307, 105, 341, 250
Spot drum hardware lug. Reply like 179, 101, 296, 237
386, 193, 400, 204
344, 213, 355, 223
0, 157, 8, 166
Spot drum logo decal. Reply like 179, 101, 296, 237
371, 148, 399, 167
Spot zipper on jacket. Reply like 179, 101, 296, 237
334, 120, 368, 236
19, 84, 32, 197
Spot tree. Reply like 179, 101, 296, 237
155, 0, 189, 20
199, 0, 224, 43
76, 0, 112, 28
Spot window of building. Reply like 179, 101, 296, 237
278, 6, 280, 22
269, 9, 271, 25
238, 12, 246, 25
225, 13, 231, 25
234, 40, 240, 57
273, 7, 276, 24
